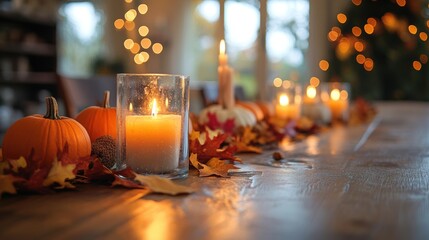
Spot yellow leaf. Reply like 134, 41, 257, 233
189, 153, 200, 170
134, 175, 195, 195
9, 157, 27, 173
190, 130, 200, 142
0, 161, 10, 175
43, 158, 76, 188
0, 174, 17, 197
200, 158, 239, 177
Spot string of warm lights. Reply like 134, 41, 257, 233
322, 0, 429, 73
114, 0, 164, 65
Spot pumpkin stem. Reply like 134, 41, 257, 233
103, 91, 110, 108
44, 97, 61, 120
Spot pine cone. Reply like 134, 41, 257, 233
91, 136, 117, 168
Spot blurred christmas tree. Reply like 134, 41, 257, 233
327, 0, 429, 100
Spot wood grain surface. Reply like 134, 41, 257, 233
1, 102, 428, 240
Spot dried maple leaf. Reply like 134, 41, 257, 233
189, 129, 239, 163
190, 153, 238, 178
9, 157, 27, 173
111, 174, 145, 189
57, 143, 91, 174
42, 158, 76, 189
0, 174, 22, 197
233, 127, 263, 154
134, 174, 195, 195
84, 158, 115, 182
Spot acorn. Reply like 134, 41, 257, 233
272, 151, 284, 161
91, 135, 117, 168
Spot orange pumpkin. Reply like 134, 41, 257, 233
2, 97, 91, 166
255, 101, 275, 119
75, 91, 117, 142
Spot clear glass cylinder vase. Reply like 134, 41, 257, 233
116, 74, 190, 179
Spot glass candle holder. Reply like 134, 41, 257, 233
301, 84, 332, 124
274, 80, 302, 120
321, 82, 350, 122
116, 74, 190, 179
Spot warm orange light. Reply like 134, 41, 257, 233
310, 77, 320, 87
352, 0, 362, 5
413, 61, 422, 71
124, 39, 134, 49
138, 26, 149, 37
356, 54, 366, 64
141, 52, 150, 62
125, 9, 137, 21
129, 102, 133, 111
367, 18, 377, 27
273, 77, 282, 88
330, 89, 340, 101
419, 32, 428, 41
130, 43, 141, 54
125, 21, 135, 31
114, 19, 124, 29
427, 20, 429, 28
420, 54, 428, 64
337, 39, 352, 60
282, 80, 291, 89
328, 30, 339, 42
152, 43, 163, 54
364, 24, 374, 34
134, 54, 143, 64
354, 41, 364, 52
141, 38, 152, 49
306, 86, 317, 99
220, 39, 226, 55
279, 94, 289, 106
352, 26, 362, 37
382, 13, 397, 31
364, 58, 374, 71
408, 25, 417, 34
138, 4, 148, 14
319, 60, 329, 71
337, 13, 347, 24
125, 0, 133, 3
151, 99, 158, 116
396, 0, 406, 7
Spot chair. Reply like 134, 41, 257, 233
58, 75, 116, 117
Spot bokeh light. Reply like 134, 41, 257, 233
319, 60, 329, 71
152, 43, 163, 54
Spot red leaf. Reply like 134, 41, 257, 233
57, 143, 90, 174
85, 159, 114, 182
189, 129, 239, 164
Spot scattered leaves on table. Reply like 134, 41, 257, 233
190, 153, 238, 178
135, 175, 195, 195
232, 127, 263, 154
206, 112, 236, 134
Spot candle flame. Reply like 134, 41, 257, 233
306, 86, 317, 99
220, 39, 226, 55
279, 94, 289, 106
165, 98, 169, 108
330, 89, 341, 101
129, 102, 133, 111
151, 99, 158, 116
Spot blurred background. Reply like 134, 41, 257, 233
1, 0, 429, 140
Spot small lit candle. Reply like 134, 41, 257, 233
218, 39, 234, 109
327, 88, 349, 121
275, 93, 300, 120
125, 99, 181, 173
304, 85, 318, 104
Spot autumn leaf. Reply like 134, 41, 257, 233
42, 158, 76, 189
9, 157, 27, 173
111, 174, 145, 189
233, 127, 263, 154
189, 129, 239, 163
0, 174, 21, 197
0, 161, 10, 174
134, 175, 195, 195
190, 153, 238, 178
57, 143, 91, 174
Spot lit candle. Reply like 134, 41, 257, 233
304, 85, 318, 104
125, 99, 181, 173
218, 39, 234, 109
275, 93, 300, 120
327, 88, 349, 120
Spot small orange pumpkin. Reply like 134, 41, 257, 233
2, 97, 91, 166
75, 91, 117, 142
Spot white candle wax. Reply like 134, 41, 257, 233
327, 89, 349, 120
126, 114, 182, 173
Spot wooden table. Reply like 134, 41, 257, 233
1, 102, 429, 240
